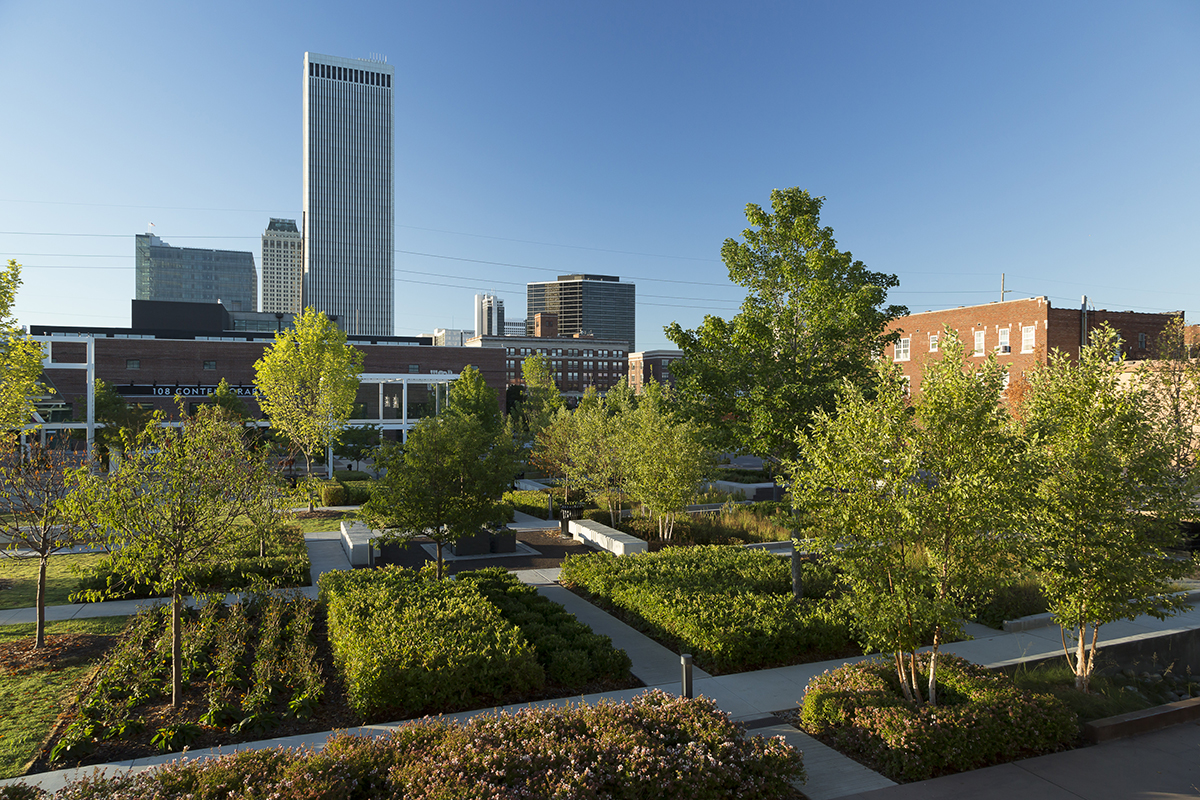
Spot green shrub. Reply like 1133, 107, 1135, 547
18, 691, 802, 800
319, 567, 544, 717
800, 654, 1077, 782
560, 546, 851, 674
341, 479, 377, 505
456, 567, 632, 689
334, 469, 372, 481
320, 482, 347, 506
973, 578, 1049, 630
503, 488, 553, 518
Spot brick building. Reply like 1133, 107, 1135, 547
464, 333, 630, 400
627, 350, 682, 394
32, 320, 504, 431
886, 297, 1180, 395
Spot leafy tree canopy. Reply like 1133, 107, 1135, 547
0, 260, 47, 432
666, 189, 906, 465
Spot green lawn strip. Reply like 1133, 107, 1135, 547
0, 554, 106, 610
277, 511, 359, 534
0, 616, 127, 779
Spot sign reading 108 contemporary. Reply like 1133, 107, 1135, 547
118, 385, 256, 398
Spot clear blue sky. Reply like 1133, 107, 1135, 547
2, 1, 1197, 349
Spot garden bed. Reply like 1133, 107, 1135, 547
12, 692, 805, 800
559, 546, 857, 674
583, 501, 795, 546
796, 654, 1078, 782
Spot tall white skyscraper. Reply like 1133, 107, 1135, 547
474, 293, 505, 337
261, 218, 303, 314
302, 52, 395, 335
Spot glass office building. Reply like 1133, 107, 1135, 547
303, 52, 395, 336
526, 274, 636, 350
134, 234, 257, 312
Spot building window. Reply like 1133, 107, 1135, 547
974, 331, 985, 356
1139, 332, 1148, 351
895, 338, 910, 362
408, 364, 419, 374
203, 360, 217, 370
997, 328, 1010, 353
900, 375, 911, 397
929, 333, 939, 352
1022, 325, 1035, 353
126, 359, 140, 370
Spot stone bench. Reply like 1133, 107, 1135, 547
340, 520, 380, 567
568, 519, 648, 556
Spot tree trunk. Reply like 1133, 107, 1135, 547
1075, 623, 1089, 692
927, 631, 941, 706
172, 585, 183, 708
435, 541, 444, 580
896, 652, 914, 703
304, 452, 315, 511
35, 556, 48, 650
910, 652, 923, 704
790, 547, 804, 602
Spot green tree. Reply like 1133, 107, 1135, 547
0, 260, 46, 432
207, 377, 251, 420
568, 392, 628, 527
362, 413, 520, 578
83, 379, 153, 466
1139, 316, 1200, 481
254, 307, 363, 508
519, 353, 563, 441
446, 364, 502, 435
533, 406, 578, 503
0, 440, 91, 649
624, 382, 710, 541
1020, 326, 1194, 692
334, 424, 381, 472
666, 189, 906, 467
794, 334, 1025, 704
65, 404, 281, 707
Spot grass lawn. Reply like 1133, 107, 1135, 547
280, 510, 359, 534
0, 554, 106, 611
0, 616, 127, 779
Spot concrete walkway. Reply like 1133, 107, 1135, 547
8, 533, 1200, 799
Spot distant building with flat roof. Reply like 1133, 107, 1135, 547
628, 350, 683, 394
526, 274, 635, 350
261, 218, 302, 314
135, 234, 257, 312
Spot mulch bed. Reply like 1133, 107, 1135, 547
0, 633, 116, 677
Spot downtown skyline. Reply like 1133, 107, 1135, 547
1, 1, 1198, 350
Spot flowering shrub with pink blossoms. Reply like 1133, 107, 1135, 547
12, 691, 804, 800
800, 654, 1076, 782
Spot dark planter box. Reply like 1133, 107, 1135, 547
451, 530, 490, 556
490, 531, 517, 553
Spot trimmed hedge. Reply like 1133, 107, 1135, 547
318, 567, 543, 717
10, 691, 803, 800
800, 654, 1077, 782
455, 567, 632, 688
72, 525, 311, 601
559, 546, 850, 674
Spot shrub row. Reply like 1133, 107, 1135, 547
800, 654, 1077, 782
12, 691, 803, 800
72, 526, 311, 602
559, 546, 850, 674
52, 593, 323, 764
455, 567, 632, 689
318, 567, 542, 717
318, 479, 378, 506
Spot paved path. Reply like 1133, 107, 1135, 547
8, 531, 1200, 799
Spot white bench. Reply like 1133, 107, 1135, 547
568, 519, 648, 556
340, 520, 380, 567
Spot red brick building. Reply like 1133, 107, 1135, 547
627, 350, 682, 394
885, 297, 1180, 395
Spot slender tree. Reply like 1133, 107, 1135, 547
0, 440, 91, 649
519, 353, 563, 441
254, 307, 363, 508
0, 260, 47, 433
66, 404, 281, 707
1020, 326, 1194, 692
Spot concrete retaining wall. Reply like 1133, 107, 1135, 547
568, 519, 648, 556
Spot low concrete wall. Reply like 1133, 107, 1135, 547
568, 519, 648, 556
1083, 696, 1200, 743
340, 521, 379, 568
992, 623, 1200, 681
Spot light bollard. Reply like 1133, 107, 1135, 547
681, 653, 693, 698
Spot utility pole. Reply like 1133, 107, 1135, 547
1001, 273, 1011, 302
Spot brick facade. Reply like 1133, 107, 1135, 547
628, 350, 683, 394
886, 297, 1178, 396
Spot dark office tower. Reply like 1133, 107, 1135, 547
525, 274, 636, 350
302, 52, 395, 336
134, 234, 257, 312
